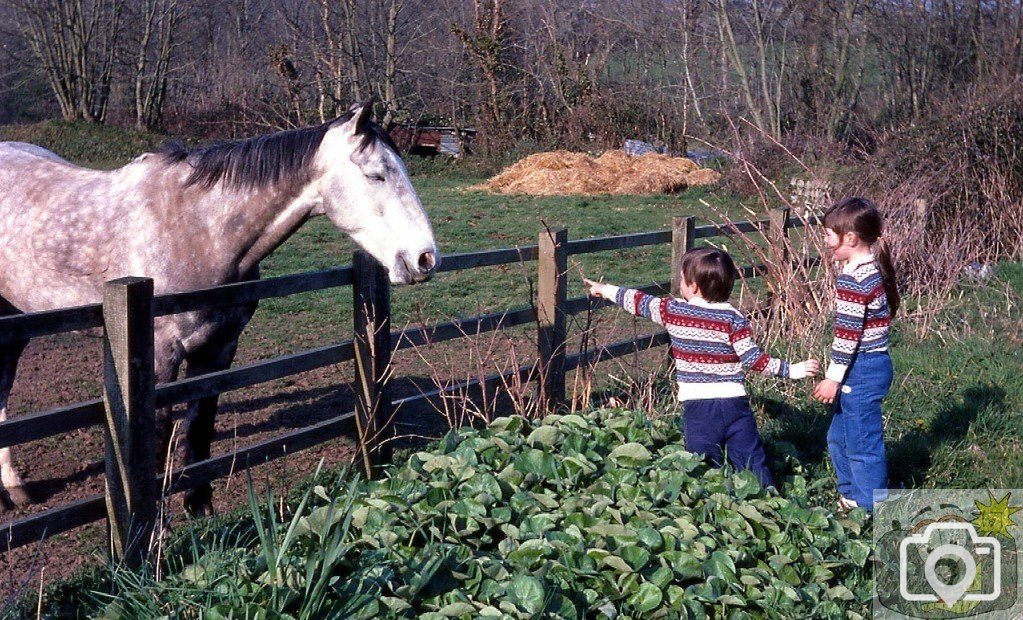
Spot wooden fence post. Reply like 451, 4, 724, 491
788, 178, 804, 216
102, 277, 157, 569
914, 198, 929, 234
537, 228, 567, 411
671, 216, 696, 297
352, 251, 393, 477
768, 207, 791, 265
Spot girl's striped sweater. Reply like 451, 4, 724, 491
825, 254, 892, 382
604, 285, 794, 401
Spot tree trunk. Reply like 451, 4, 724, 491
12, 0, 124, 124
134, 0, 180, 131
382, 0, 400, 128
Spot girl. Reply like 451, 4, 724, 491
813, 197, 899, 513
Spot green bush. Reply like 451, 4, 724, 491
81, 408, 871, 619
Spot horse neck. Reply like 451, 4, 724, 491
205, 180, 320, 278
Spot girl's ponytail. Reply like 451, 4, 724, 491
874, 237, 900, 317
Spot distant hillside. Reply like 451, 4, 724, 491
0, 120, 169, 169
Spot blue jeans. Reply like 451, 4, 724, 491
827, 352, 893, 511
682, 397, 775, 489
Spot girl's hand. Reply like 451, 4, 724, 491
813, 379, 841, 404
583, 277, 608, 299
790, 359, 819, 380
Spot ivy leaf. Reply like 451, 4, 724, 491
621, 545, 651, 571
732, 470, 762, 498
437, 602, 477, 617
703, 551, 737, 581
526, 425, 563, 447
601, 554, 634, 574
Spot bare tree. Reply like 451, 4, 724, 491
788, 0, 868, 139
3, 0, 1020, 160
130, 0, 182, 130
713, 0, 790, 138
268, 43, 304, 125
678, 0, 706, 127
10, 0, 125, 123
340, 0, 368, 102
380, 0, 401, 127
452, 0, 510, 137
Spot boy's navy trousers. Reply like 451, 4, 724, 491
681, 396, 775, 488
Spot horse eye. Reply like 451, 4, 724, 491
367, 173, 385, 182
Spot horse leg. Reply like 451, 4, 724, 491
179, 336, 242, 517
178, 279, 257, 517
153, 335, 184, 474
0, 339, 30, 509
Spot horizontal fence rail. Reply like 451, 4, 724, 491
2, 410, 360, 550
0, 268, 356, 346
153, 266, 354, 316
0, 305, 104, 346
0, 207, 822, 555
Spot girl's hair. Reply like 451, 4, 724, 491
823, 197, 900, 316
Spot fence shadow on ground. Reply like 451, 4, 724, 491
10, 462, 104, 506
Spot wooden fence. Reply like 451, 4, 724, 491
0, 207, 819, 561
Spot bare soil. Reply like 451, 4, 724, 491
0, 332, 370, 601
0, 311, 665, 602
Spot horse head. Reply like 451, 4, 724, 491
314, 101, 439, 284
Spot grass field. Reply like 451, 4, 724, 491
254, 177, 739, 349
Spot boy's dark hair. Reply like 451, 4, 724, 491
823, 196, 901, 316
680, 247, 739, 302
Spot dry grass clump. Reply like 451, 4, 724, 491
472, 150, 720, 196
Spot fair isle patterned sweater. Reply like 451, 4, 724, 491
825, 254, 892, 382
604, 285, 794, 401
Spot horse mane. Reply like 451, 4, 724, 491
158, 110, 397, 190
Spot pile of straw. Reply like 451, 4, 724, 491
472, 150, 721, 196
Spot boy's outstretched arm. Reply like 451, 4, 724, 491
583, 277, 669, 326
731, 315, 819, 379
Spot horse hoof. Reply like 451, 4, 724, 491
184, 496, 215, 518
4, 485, 34, 507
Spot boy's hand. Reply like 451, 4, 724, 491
789, 359, 819, 380
813, 379, 840, 404
583, 277, 609, 299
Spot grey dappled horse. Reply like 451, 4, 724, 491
0, 102, 438, 515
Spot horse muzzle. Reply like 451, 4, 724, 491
395, 249, 439, 284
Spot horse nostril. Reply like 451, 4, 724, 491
418, 251, 436, 273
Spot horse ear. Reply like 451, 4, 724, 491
356, 97, 376, 129
335, 98, 376, 136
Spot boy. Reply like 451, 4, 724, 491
585, 247, 818, 487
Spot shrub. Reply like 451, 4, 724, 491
86, 408, 872, 619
